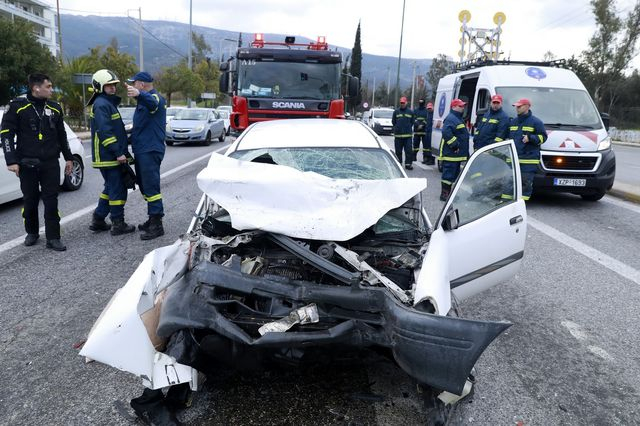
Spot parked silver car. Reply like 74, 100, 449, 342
165, 108, 225, 146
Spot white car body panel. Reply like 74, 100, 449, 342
196, 153, 427, 241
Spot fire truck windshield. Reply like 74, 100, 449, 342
238, 61, 341, 100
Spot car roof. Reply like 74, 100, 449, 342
234, 119, 383, 150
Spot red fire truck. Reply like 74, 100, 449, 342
219, 34, 359, 131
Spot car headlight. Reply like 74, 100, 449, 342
193, 125, 205, 132
597, 136, 611, 151
166, 123, 172, 132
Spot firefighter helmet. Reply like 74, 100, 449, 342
87, 69, 119, 106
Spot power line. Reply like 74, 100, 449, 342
126, 17, 187, 60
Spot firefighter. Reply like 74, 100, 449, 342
87, 69, 136, 235
125, 72, 167, 240
473, 94, 510, 151
439, 98, 470, 201
0, 73, 73, 251
412, 100, 435, 165
392, 96, 414, 169
508, 98, 547, 201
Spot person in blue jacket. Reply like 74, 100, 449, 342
473, 94, 510, 150
392, 96, 414, 169
508, 98, 547, 201
412, 99, 435, 165
125, 71, 167, 240
87, 69, 136, 236
439, 98, 470, 201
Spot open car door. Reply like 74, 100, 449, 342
415, 140, 527, 313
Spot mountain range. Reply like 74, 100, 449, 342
60, 14, 432, 91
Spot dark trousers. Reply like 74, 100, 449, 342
520, 163, 537, 200
441, 161, 462, 186
413, 132, 434, 162
135, 151, 164, 216
394, 137, 413, 166
95, 167, 128, 220
19, 158, 61, 240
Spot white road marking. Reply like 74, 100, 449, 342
602, 194, 640, 214
588, 345, 614, 361
528, 217, 640, 286
0, 146, 227, 255
561, 320, 587, 341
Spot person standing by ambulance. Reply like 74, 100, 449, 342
473, 94, 510, 150
412, 99, 435, 165
0, 73, 73, 251
392, 96, 414, 169
508, 98, 547, 201
125, 72, 167, 240
439, 98, 469, 201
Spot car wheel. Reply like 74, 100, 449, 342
581, 189, 606, 201
166, 140, 174, 146
62, 155, 84, 191
226, 126, 230, 136
202, 131, 212, 146
218, 130, 225, 142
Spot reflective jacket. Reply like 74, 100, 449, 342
131, 89, 166, 154
440, 110, 469, 161
508, 110, 547, 164
413, 106, 430, 135
392, 106, 414, 138
473, 107, 510, 149
1, 94, 72, 165
90, 93, 128, 168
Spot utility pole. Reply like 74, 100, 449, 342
386, 67, 391, 106
395, 0, 406, 108
410, 61, 416, 109
187, 0, 193, 107
56, 0, 62, 62
372, 75, 376, 107
138, 7, 143, 70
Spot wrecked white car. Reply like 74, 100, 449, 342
81, 119, 526, 412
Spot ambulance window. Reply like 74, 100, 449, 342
476, 89, 490, 112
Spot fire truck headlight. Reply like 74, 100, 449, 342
597, 136, 611, 151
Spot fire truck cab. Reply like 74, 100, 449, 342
220, 34, 359, 132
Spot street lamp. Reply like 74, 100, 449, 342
126, 8, 143, 70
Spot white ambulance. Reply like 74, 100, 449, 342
431, 61, 616, 201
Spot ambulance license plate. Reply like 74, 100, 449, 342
553, 178, 586, 187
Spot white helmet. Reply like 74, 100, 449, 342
87, 69, 119, 105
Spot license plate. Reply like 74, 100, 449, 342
553, 178, 586, 187
174, 135, 188, 139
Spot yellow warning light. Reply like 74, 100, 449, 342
555, 157, 564, 165
493, 12, 506, 25
458, 10, 471, 23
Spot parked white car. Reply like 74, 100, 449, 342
0, 110, 85, 204
217, 110, 231, 135
81, 119, 527, 421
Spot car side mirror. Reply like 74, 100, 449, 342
219, 72, 230, 93
219, 62, 229, 72
442, 207, 459, 231
600, 112, 610, 131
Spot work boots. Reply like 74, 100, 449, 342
140, 215, 164, 240
440, 182, 451, 202
111, 218, 135, 236
89, 214, 111, 232
138, 218, 151, 232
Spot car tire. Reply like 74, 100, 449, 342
62, 155, 84, 191
202, 132, 212, 146
218, 130, 225, 142
581, 189, 606, 201
166, 140, 174, 146
226, 127, 230, 136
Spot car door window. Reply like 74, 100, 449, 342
449, 144, 517, 227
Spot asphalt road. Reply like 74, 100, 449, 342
0, 134, 639, 425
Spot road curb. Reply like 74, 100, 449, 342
608, 182, 640, 204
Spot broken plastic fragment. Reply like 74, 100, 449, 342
258, 303, 320, 335
437, 378, 473, 405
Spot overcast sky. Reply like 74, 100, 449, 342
45, 0, 640, 69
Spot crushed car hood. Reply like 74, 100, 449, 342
196, 153, 427, 241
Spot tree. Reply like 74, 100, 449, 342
194, 59, 221, 104
192, 32, 213, 65
348, 22, 363, 112
156, 62, 204, 106
426, 54, 454, 99
0, 19, 58, 105
582, 0, 640, 110
542, 51, 557, 62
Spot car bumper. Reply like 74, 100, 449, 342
533, 148, 616, 194
166, 130, 206, 142
373, 123, 393, 135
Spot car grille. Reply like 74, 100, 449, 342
173, 129, 191, 133
541, 154, 598, 171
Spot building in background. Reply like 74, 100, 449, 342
0, 0, 59, 57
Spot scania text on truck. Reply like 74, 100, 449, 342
431, 60, 615, 201
219, 34, 359, 132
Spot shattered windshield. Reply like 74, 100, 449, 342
229, 147, 404, 180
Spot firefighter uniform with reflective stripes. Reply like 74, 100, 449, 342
412, 104, 434, 164
130, 89, 166, 217
508, 110, 547, 200
473, 107, 510, 150
440, 109, 469, 196
90, 93, 130, 220
0, 95, 73, 241
392, 105, 414, 167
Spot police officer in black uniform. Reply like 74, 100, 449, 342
1, 73, 73, 251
